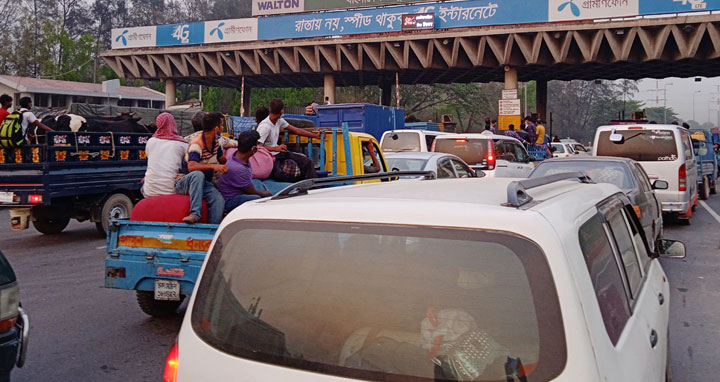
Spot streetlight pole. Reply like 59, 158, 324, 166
663, 82, 673, 124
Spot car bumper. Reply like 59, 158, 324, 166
0, 327, 20, 375
661, 201, 690, 214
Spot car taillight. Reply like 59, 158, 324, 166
0, 283, 19, 333
28, 194, 42, 204
679, 164, 687, 192
163, 340, 179, 382
487, 145, 496, 170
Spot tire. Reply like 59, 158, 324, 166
96, 193, 133, 236
136, 290, 185, 317
32, 216, 70, 235
699, 177, 710, 200
711, 178, 717, 195
678, 215, 691, 225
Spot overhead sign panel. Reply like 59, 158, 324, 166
549, 0, 639, 22
402, 13, 435, 31
258, 0, 547, 40
157, 22, 205, 46
641, 0, 718, 15
252, 0, 305, 16
305, 0, 421, 12
111, 26, 156, 49
205, 18, 258, 43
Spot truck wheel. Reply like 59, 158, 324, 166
32, 216, 70, 235
96, 193, 133, 236
136, 291, 185, 317
711, 179, 717, 195
699, 177, 710, 200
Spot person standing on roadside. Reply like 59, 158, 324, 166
524, 116, 537, 144
535, 119, 546, 144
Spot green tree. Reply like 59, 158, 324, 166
644, 106, 681, 124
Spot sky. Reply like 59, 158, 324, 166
636, 77, 720, 125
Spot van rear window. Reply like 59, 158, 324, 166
434, 139, 490, 165
382, 132, 421, 152
596, 130, 678, 161
192, 221, 566, 382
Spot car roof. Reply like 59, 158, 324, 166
384, 152, 455, 160
223, 178, 621, 233
435, 131, 521, 142
540, 156, 635, 164
596, 124, 681, 131
383, 129, 446, 135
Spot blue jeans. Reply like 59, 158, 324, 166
174, 171, 225, 224
224, 194, 262, 213
253, 179, 292, 194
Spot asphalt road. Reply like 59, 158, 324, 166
0, 196, 717, 381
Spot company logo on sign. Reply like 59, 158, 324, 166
111, 26, 156, 49
549, 0, 638, 22
253, 0, 305, 16
116, 30, 129, 46
172, 25, 190, 43
157, 22, 204, 47
205, 19, 258, 43
210, 22, 225, 40
557, 0, 580, 17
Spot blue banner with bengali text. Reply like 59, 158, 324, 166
640, 0, 720, 15
157, 22, 206, 47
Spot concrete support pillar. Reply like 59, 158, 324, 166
242, 86, 252, 117
324, 74, 336, 104
164, 79, 176, 108
536, 79, 548, 122
504, 67, 518, 90
380, 82, 392, 106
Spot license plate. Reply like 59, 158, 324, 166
0, 192, 14, 203
154, 279, 180, 301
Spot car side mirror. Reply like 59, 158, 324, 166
609, 130, 625, 144
549, 146, 557, 153
652, 180, 669, 190
656, 239, 686, 259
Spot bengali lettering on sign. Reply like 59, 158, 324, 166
549, 0, 638, 22
258, 0, 546, 40
305, 0, 419, 12
205, 18, 258, 43
252, 0, 305, 16
499, 99, 521, 116
111, 26, 156, 49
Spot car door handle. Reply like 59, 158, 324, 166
658, 293, 665, 305
650, 329, 658, 348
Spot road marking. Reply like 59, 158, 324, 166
699, 201, 720, 224
96, 245, 106, 250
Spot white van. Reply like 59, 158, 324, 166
380, 130, 447, 153
432, 132, 535, 178
593, 124, 699, 224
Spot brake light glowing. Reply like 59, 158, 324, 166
628, 126, 644, 130
679, 164, 687, 192
163, 341, 179, 382
487, 143, 496, 170
29, 194, 42, 204
455, 139, 467, 143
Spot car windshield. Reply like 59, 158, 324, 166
596, 130, 678, 161
532, 161, 635, 191
551, 144, 565, 153
192, 221, 566, 382
382, 132, 422, 152
386, 157, 429, 172
434, 138, 490, 165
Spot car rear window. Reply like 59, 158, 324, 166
386, 157, 429, 172
192, 221, 566, 382
532, 161, 635, 191
551, 143, 565, 153
596, 130, 678, 161
382, 132, 422, 152
434, 139, 490, 166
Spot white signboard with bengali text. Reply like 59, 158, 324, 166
548, 0, 639, 22
252, 0, 305, 16
502, 89, 518, 100
205, 18, 258, 43
111, 26, 156, 49
499, 99, 521, 116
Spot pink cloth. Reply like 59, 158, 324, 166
153, 113, 186, 143
249, 146, 275, 179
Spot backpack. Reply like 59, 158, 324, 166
0, 111, 26, 147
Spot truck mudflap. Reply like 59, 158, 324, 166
105, 219, 218, 296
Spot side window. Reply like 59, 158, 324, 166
579, 213, 631, 345
513, 143, 528, 162
622, 206, 651, 272
451, 160, 472, 178
634, 164, 653, 192
680, 130, 693, 157
501, 142, 518, 162
606, 209, 643, 299
425, 135, 436, 151
437, 159, 456, 178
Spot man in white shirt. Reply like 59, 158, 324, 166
17, 97, 53, 138
142, 113, 188, 197
257, 99, 321, 180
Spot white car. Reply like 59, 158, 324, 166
166, 173, 685, 382
551, 143, 576, 158
593, 124, 699, 224
432, 131, 535, 177
560, 139, 590, 155
380, 130, 448, 153
384, 152, 477, 178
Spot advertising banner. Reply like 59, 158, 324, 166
640, 0, 720, 15
252, 0, 305, 16
549, 0, 639, 22
157, 22, 205, 47
305, 0, 421, 11
258, 0, 547, 40
401, 13, 435, 31
111, 26, 156, 49
205, 18, 258, 43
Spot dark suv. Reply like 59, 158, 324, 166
0, 251, 28, 382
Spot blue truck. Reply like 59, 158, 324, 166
0, 131, 149, 235
691, 129, 718, 199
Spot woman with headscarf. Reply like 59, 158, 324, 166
141, 113, 189, 197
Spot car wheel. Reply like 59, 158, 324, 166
136, 291, 185, 317
699, 177, 710, 200
96, 193, 133, 237
679, 215, 691, 225
32, 216, 70, 235
711, 178, 717, 195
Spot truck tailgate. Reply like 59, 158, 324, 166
105, 220, 218, 296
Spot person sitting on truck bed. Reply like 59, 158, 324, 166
218, 131, 274, 213
18, 97, 53, 139
142, 113, 188, 198
258, 99, 321, 181
184, 112, 238, 149
0, 95, 11, 123
176, 113, 227, 225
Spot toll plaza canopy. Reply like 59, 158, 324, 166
102, 0, 720, 89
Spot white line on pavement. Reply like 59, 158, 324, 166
699, 201, 720, 224
96, 245, 106, 250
